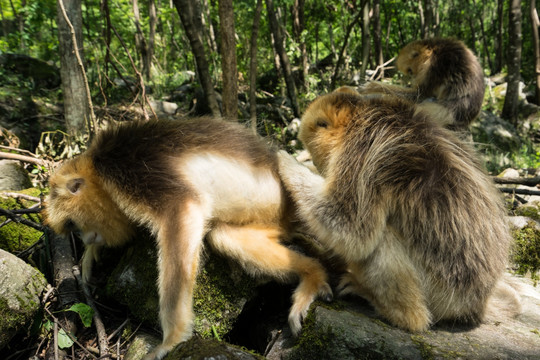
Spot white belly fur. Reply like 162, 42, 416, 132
178, 152, 283, 224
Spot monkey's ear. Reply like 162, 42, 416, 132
66, 178, 85, 195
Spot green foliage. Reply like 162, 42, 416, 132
511, 222, 540, 286
66, 303, 94, 328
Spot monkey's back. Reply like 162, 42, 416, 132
337, 98, 509, 299
419, 38, 485, 126
87, 118, 279, 211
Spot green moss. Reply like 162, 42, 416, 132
514, 205, 540, 221
164, 337, 264, 360
411, 335, 435, 360
0, 189, 43, 253
511, 222, 540, 285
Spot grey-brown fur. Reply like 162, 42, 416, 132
278, 92, 512, 331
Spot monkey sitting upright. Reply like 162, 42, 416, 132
44, 118, 332, 360
277, 90, 514, 332
360, 37, 485, 130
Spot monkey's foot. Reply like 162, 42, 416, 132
143, 344, 171, 360
288, 281, 333, 336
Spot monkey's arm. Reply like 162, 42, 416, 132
359, 81, 420, 101
277, 151, 385, 260
81, 243, 101, 283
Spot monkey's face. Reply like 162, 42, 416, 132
299, 92, 355, 175
396, 42, 432, 86
44, 157, 133, 247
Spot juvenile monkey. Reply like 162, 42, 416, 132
361, 38, 485, 130
277, 90, 513, 332
44, 118, 332, 359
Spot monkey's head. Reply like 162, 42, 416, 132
44, 155, 133, 248
299, 88, 364, 175
396, 40, 433, 86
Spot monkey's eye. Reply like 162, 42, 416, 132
407, 68, 413, 75
64, 219, 77, 232
316, 120, 329, 128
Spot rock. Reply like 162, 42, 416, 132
0, 53, 60, 89
268, 275, 540, 360
165, 337, 264, 360
124, 333, 161, 360
0, 160, 32, 190
471, 111, 521, 153
149, 100, 179, 116
104, 234, 260, 340
0, 249, 48, 350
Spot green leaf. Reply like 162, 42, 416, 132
57, 328, 75, 349
67, 303, 94, 327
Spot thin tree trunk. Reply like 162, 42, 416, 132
494, 0, 504, 74
250, 0, 263, 132
148, 0, 157, 78
372, 0, 384, 78
173, 0, 220, 117
218, 0, 238, 121
531, 0, 540, 105
359, 0, 370, 79
266, 0, 299, 118
132, 0, 150, 80
502, 0, 523, 124
331, 8, 363, 89
293, 0, 307, 90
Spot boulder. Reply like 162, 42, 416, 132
104, 234, 260, 340
266, 275, 540, 360
0, 160, 32, 190
0, 249, 48, 350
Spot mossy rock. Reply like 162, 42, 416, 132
0, 249, 48, 350
511, 222, 540, 285
0, 188, 43, 253
514, 204, 540, 222
105, 234, 259, 339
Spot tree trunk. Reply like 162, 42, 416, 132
148, 0, 157, 78
372, 0, 384, 78
331, 8, 363, 89
293, 0, 308, 90
531, 0, 540, 105
266, 0, 300, 118
218, 0, 238, 121
132, 0, 150, 80
494, 0, 504, 74
57, 0, 93, 139
250, 0, 264, 132
173, 0, 220, 117
502, 0, 522, 124
359, 0, 371, 79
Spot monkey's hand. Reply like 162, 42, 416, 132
277, 150, 325, 203
81, 244, 100, 284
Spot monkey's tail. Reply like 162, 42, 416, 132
485, 273, 522, 321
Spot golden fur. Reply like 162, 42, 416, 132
278, 90, 515, 332
360, 38, 485, 130
44, 118, 331, 360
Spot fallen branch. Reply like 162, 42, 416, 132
73, 265, 109, 358
498, 188, 540, 196
0, 151, 50, 167
493, 176, 540, 187
0, 207, 45, 231
1, 192, 42, 203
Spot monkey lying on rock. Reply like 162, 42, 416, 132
44, 117, 332, 359
360, 37, 485, 130
278, 89, 519, 332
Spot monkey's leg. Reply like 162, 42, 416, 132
144, 201, 206, 360
207, 223, 332, 335
341, 234, 431, 332
359, 81, 420, 101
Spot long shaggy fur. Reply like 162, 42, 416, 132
278, 91, 513, 331
44, 117, 331, 359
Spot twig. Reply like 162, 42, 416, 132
44, 307, 97, 359
0, 151, 50, 167
1, 192, 42, 202
73, 265, 109, 357
493, 176, 540, 187
0, 207, 45, 231
499, 188, 540, 196
107, 318, 130, 342
368, 57, 396, 81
